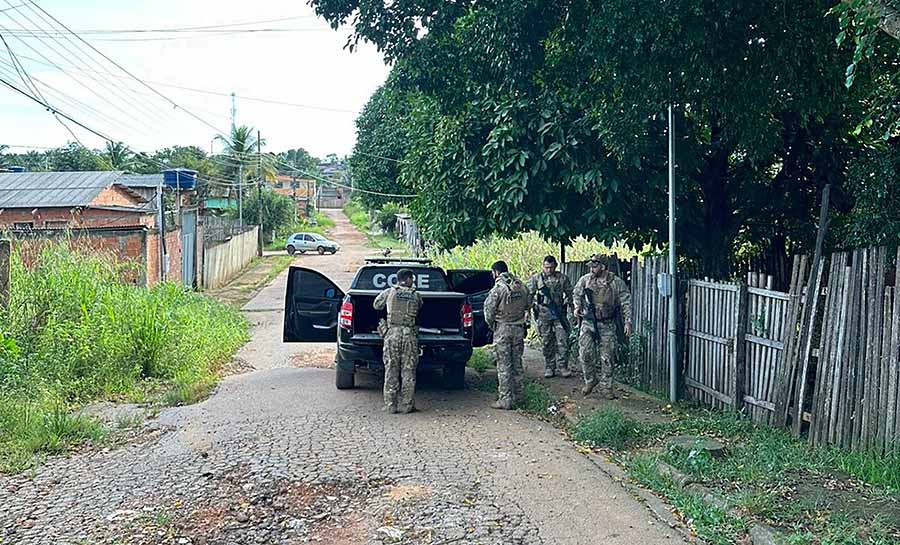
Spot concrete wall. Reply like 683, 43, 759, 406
202, 226, 258, 290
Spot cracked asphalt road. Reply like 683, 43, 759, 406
1, 210, 688, 545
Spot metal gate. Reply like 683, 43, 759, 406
684, 279, 744, 409
181, 210, 197, 287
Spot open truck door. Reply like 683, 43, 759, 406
283, 267, 345, 343
446, 269, 494, 348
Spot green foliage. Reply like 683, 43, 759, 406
376, 203, 403, 233
344, 201, 369, 232
349, 72, 416, 209
0, 244, 248, 471
834, 143, 900, 249
313, 0, 899, 277
432, 231, 635, 279
466, 347, 495, 374
232, 188, 296, 242
627, 454, 748, 545
517, 381, 555, 415
573, 407, 650, 450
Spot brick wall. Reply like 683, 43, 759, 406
145, 227, 184, 287
0, 207, 154, 230
93, 185, 143, 207
10, 228, 149, 285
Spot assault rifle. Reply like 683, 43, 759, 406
582, 288, 601, 342
538, 285, 571, 335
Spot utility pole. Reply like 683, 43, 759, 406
238, 163, 243, 231
667, 102, 677, 403
230, 92, 236, 131
157, 181, 166, 283
256, 130, 263, 256
0, 239, 9, 310
291, 166, 297, 220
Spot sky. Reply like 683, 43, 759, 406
0, 0, 390, 159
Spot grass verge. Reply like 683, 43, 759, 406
0, 244, 249, 472
265, 212, 336, 251
344, 201, 369, 232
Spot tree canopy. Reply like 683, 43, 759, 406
321, 0, 899, 277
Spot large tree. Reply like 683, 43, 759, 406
319, 0, 893, 278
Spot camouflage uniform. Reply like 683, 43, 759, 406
374, 285, 424, 413
572, 267, 632, 397
484, 272, 532, 409
526, 271, 573, 376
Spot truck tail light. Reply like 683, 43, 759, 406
339, 301, 353, 330
462, 303, 474, 329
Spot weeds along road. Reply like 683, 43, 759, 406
1, 210, 688, 545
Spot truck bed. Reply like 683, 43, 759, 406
348, 289, 466, 337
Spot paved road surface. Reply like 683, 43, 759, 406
1, 210, 687, 545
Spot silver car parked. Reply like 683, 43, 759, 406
286, 232, 340, 255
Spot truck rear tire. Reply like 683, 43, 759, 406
443, 363, 466, 390
335, 368, 355, 389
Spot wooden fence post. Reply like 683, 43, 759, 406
734, 280, 749, 410
0, 239, 9, 309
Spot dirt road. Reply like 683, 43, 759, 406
1, 210, 687, 545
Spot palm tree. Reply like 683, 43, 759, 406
215, 125, 265, 180
103, 141, 134, 171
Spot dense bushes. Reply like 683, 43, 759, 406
0, 244, 249, 471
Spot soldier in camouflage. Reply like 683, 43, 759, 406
373, 268, 424, 414
572, 254, 632, 399
484, 260, 533, 410
526, 255, 574, 378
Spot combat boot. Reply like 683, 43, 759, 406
383, 404, 398, 414
560, 367, 573, 378
491, 400, 512, 410
581, 380, 597, 396
544, 368, 555, 378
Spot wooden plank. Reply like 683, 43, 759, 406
792, 256, 825, 436
774, 255, 805, 428
689, 279, 739, 292
865, 248, 885, 450
877, 286, 893, 453
828, 261, 852, 445
841, 252, 862, 449
748, 286, 791, 301
886, 247, 900, 452
734, 281, 749, 411
744, 394, 776, 411
688, 329, 730, 345
685, 376, 734, 406
762, 276, 775, 425
853, 249, 870, 451
815, 255, 837, 445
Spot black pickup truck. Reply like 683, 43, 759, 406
283, 258, 494, 389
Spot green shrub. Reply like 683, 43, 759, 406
376, 203, 403, 233
0, 244, 249, 471
518, 381, 555, 415
466, 347, 495, 374
344, 201, 369, 232
432, 232, 638, 279
573, 407, 647, 450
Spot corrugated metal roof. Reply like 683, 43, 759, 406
119, 173, 163, 188
0, 171, 124, 209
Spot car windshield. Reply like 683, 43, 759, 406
311, 234, 327, 241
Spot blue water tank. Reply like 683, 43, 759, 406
163, 168, 197, 190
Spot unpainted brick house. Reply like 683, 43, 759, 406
0, 170, 200, 287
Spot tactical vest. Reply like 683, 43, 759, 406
496, 274, 530, 324
386, 286, 420, 327
589, 275, 618, 320
537, 273, 565, 309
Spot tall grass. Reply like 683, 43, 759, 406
344, 201, 369, 232
0, 244, 249, 471
432, 232, 639, 278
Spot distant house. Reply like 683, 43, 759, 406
0, 170, 198, 287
